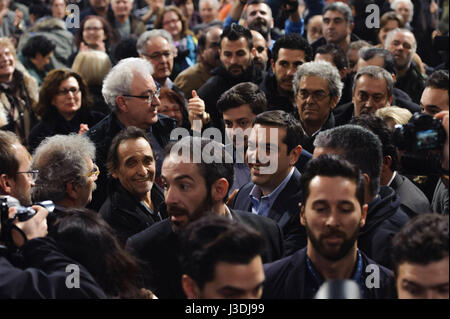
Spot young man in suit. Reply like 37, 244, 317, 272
127, 136, 283, 299
232, 110, 306, 255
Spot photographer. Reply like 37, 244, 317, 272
0, 203, 106, 298
432, 110, 449, 215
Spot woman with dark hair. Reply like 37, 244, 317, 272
158, 87, 190, 129
28, 69, 105, 151
154, 5, 197, 79
68, 15, 117, 65
50, 209, 157, 299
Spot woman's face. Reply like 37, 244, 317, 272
82, 18, 106, 46
158, 96, 184, 127
51, 76, 82, 120
179, 0, 194, 19
162, 11, 183, 40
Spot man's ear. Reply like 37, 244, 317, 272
65, 181, 79, 200
0, 173, 13, 195
362, 173, 371, 204
251, 47, 257, 58
211, 178, 229, 202
181, 274, 200, 299
299, 202, 306, 226
116, 96, 128, 113
360, 203, 368, 228
289, 145, 302, 166
270, 58, 275, 72
330, 94, 340, 109
387, 94, 393, 106
382, 155, 392, 171
339, 67, 348, 80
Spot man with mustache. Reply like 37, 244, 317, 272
99, 126, 165, 245
260, 33, 312, 114
127, 136, 284, 299
313, 125, 410, 269
175, 26, 222, 100
262, 155, 395, 299
197, 24, 263, 136
293, 61, 342, 153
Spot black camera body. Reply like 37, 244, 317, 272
393, 113, 446, 175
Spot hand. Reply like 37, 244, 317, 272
435, 111, 449, 171
9, 205, 49, 247
78, 123, 89, 135
188, 90, 207, 132
282, 0, 300, 14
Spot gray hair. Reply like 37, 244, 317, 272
199, 0, 220, 10
314, 125, 382, 197
384, 28, 417, 54
136, 29, 175, 56
31, 134, 96, 204
391, 0, 414, 23
293, 61, 343, 101
353, 66, 395, 99
324, 2, 353, 26
102, 57, 154, 112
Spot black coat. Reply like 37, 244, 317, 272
232, 167, 307, 256
390, 173, 432, 218
0, 237, 105, 298
300, 112, 336, 154
262, 247, 396, 299
86, 112, 177, 211
260, 72, 297, 114
198, 65, 264, 136
99, 181, 166, 245
358, 186, 410, 269
126, 209, 284, 299
28, 108, 105, 152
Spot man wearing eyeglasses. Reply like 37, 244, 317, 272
0, 131, 35, 206
293, 61, 342, 153
87, 57, 177, 210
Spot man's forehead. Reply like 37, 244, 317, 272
392, 32, 415, 44
247, 3, 271, 16
324, 10, 345, 19
146, 37, 170, 51
221, 37, 249, 50
356, 74, 388, 90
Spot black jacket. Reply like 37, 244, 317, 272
28, 109, 105, 152
262, 247, 396, 299
232, 167, 306, 256
396, 63, 426, 105
311, 33, 361, 54
99, 181, 166, 245
126, 209, 284, 299
260, 72, 297, 114
358, 186, 410, 269
0, 237, 105, 299
86, 112, 177, 211
198, 65, 264, 135
390, 173, 432, 218
300, 112, 336, 153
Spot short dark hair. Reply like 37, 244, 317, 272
0, 131, 21, 178
425, 70, 449, 91
106, 126, 153, 176
272, 33, 313, 63
359, 47, 397, 76
180, 215, 264, 289
21, 35, 56, 59
314, 125, 383, 197
217, 82, 267, 115
220, 23, 253, 50
391, 214, 449, 275
323, 2, 354, 25
301, 154, 366, 207
253, 110, 304, 154
162, 137, 234, 202
350, 114, 398, 171
315, 43, 348, 71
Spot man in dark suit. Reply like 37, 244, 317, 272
233, 110, 306, 256
99, 127, 166, 245
127, 137, 284, 299
263, 155, 395, 299
350, 114, 431, 218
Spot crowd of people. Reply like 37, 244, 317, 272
0, 0, 448, 300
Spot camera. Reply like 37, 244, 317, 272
393, 112, 446, 175
1, 196, 55, 248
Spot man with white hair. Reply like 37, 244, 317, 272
385, 28, 425, 104
87, 57, 177, 210
391, 0, 414, 29
32, 134, 98, 210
